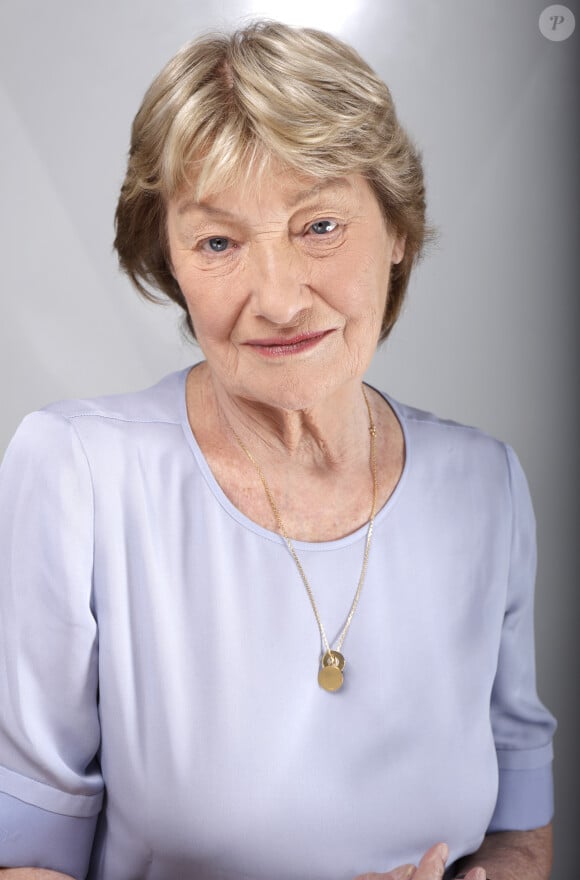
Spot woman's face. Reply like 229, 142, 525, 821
166, 165, 405, 410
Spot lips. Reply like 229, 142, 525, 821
244, 330, 332, 357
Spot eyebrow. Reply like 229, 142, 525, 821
284, 177, 352, 208
176, 177, 352, 217
176, 200, 236, 218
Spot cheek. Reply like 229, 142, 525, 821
327, 250, 389, 320
180, 277, 244, 345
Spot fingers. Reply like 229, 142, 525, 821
414, 843, 448, 878
353, 866, 414, 880
461, 870, 486, 880
389, 867, 416, 880
353, 842, 448, 880
390, 866, 416, 880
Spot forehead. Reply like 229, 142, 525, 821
172, 170, 373, 219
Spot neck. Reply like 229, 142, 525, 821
201, 365, 373, 470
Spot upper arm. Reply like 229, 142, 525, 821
488, 447, 556, 832
0, 412, 102, 877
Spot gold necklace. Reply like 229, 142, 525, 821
229, 387, 378, 693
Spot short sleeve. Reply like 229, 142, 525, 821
488, 445, 557, 831
0, 412, 103, 878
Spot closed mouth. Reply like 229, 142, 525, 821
244, 330, 333, 357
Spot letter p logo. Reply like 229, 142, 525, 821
539, 5, 576, 40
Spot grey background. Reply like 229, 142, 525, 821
0, 0, 577, 874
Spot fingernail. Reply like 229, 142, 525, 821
473, 870, 486, 880
437, 843, 449, 862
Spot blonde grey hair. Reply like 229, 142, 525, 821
115, 20, 431, 340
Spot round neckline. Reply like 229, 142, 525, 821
177, 364, 410, 552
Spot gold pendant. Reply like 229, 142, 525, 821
324, 650, 345, 670
318, 650, 345, 692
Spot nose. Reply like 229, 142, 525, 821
248, 240, 312, 325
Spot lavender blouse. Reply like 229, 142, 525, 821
0, 368, 556, 879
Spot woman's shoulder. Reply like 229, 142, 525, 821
381, 393, 535, 525
385, 392, 507, 453
2, 368, 191, 474
41, 367, 189, 427
381, 390, 523, 488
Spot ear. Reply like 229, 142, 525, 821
392, 235, 406, 265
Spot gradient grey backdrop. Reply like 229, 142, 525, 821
1, 0, 577, 875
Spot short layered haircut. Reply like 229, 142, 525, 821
115, 20, 431, 340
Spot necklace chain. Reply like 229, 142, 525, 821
229, 387, 378, 668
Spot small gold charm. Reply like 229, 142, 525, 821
318, 664, 344, 692
318, 650, 346, 691
322, 650, 345, 671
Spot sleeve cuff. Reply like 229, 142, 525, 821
488, 758, 554, 831
0, 764, 103, 818
0, 790, 97, 879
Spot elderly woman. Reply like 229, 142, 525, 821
0, 20, 555, 880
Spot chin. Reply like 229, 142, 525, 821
247, 370, 356, 412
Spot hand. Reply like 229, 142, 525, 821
354, 842, 448, 880
454, 869, 487, 880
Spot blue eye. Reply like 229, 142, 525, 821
310, 220, 337, 235
207, 237, 230, 252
